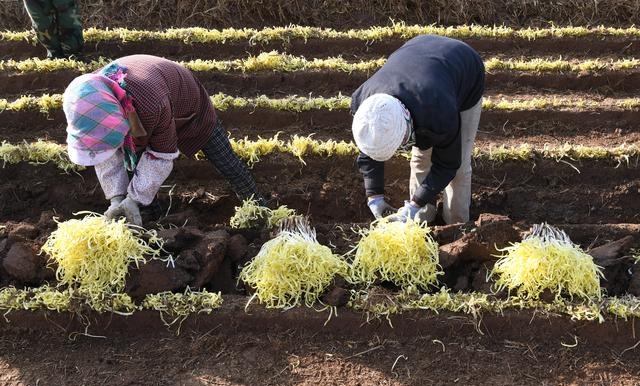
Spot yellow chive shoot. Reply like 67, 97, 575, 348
491, 222, 604, 302
239, 217, 349, 309
349, 219, 441, 290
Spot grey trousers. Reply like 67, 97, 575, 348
409, 98, 483, 224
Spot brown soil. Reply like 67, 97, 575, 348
4, 67, 640, 99
3, 7, 640, 384
3, 36, 640, 62
3, 295, 640, 386
2, 156, 640, 226
3, 107, 640, 145
0, 216, 638, 386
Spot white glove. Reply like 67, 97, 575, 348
367, 195, 396, 219
414, 203, 437, 224
387, 200, 420, 223
388, 201, 437, 224
106, 195, 125, 213
104, 196, 142, 226
128, 148, 179, 206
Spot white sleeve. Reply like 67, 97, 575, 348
94, 150, 129, 200
127, 148, 180, 206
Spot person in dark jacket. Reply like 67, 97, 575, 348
23, 0, 84, 59
63, 55, 264, 225
351, 35, 485, 224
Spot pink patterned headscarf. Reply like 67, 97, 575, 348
63, 64, 137, 169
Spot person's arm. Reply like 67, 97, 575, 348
200, 121, 263, 202
95, 150, 141, 225
357, 152, 397, 218
356, 152, 385, 198
388, 109, 460, 224
94, 150, 129, 200
127, 99, 180, 206
128, 148, 179, 205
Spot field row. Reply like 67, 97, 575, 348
0, 286, 222, 317
2, 55, 640, 74
5, 24, 640, 44
3, 0, 640, 31
2, 139, 638, 172
3, 71, 639, 101
5, 93, 640, 115
2, 285, 640, 323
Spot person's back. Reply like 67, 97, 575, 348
351, 35, 485, 225
107, 55, 217, 158
352, 34, 484, 143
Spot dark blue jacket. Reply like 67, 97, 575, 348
351, 35, 485, 206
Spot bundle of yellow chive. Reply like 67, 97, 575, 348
491, 222, 604, 301
238, 217, 349, 309
41, 212, 163, 297
229, 197, 296, 229
349, 219, 441, 290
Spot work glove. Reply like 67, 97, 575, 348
387, 200, 420, 223
106, 195, 125, 213
367, 195, 396, 219
415, 203, 437, 224
388, 201, 436, 224
104, 196, 142, 226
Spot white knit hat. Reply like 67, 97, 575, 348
352, 93, 409, 161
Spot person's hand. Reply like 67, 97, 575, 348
367, 195, 396, 219
387, 200, 420, 223
104, 196, 142, 226
415, 203, 437, 224
389, 201, 437, 224
106, 195, 125, 213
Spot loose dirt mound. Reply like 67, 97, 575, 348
2, 212, 638, 299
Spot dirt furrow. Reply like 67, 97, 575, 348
1, 157, 638, 225
2, 107, 639, 144
3, 70, 640, 98
3, 36, 640, 62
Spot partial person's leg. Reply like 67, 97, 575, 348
51, 0, 83, 57
409, 146, 433, 198
201, 120, 264, 203
23, 0, 63, 58
442, 98, 482, 224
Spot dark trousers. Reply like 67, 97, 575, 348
23, 0, 83, 58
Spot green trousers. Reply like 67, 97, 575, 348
23, 0, 83, 58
